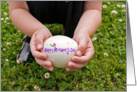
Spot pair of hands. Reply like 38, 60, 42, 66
30, 28, 95, 71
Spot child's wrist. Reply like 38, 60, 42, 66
74, 28, 90, 37
34, 27, 52, 37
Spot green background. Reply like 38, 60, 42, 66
1, 1, 126, 91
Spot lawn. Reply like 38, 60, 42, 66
1, 1, 126, 91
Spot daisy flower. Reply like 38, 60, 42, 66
121, 4, 126, 8
44, 72, 50, 79
34, 85, 40, 91
4, 12, 8, 16
119, 19, 123, 22
117, 4, 120, 8
107, 2, 110, 4
111, 10, 118, 14
103, 5, 107, 9
92, 37, 97, 41
1, 18, 4, 20
104, 52, 109, 56
6, 42, 11, 46
16, 58, 22, 64
5, 17, 9, 20
5, 59, 9, 62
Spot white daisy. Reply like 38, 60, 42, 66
92, 37, 97, 41
119, 19, 123, 22
5, 17, 9, 20
3, 48, 6, 51
104, 52, 109, 56
5, 59, 9, 62
16, 58, 22, 64
1, 18, 4, 20
117, 4, 121, 8
122, 10, 126, 13
6, 42, 11, 46
103, 5, 107, 9
111, 10, 118, 14
121, 4, 126, 8
4, 21, 7, 23
34, 85, 40, 91
44, 72, 50, 79
107, 2, 110, 4
4, 12, 8, 16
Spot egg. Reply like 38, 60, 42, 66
42, 35, 78, 68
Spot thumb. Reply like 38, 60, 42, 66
35, 34, 45, 50
76, 38, 88, 56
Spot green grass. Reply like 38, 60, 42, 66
1, 1, 126, 91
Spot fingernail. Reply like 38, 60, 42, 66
37, 44, 42, 49
68, 62, 73, 67
77, 51, 82, 56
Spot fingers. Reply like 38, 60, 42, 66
66, 40, 95, 71
66, 61, 87, 71
30, 35, 47, 59
32, 50, 47, 59
68, 61, 87, 68
72, 40, 95, 63
43, 66, 53, 71
35, 58, 53, 71
76, 37, 89, 56
72, 48, 94, 63
34, 29, 52, 50
35, 32, 46, 50
30, 29, 53, 71
35, 58, 52, 67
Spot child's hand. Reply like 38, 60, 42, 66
30, 28, 54, 71
66, 32, 95, 71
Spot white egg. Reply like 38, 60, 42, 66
43, 35, 78, 68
